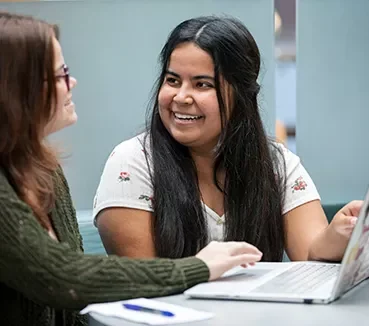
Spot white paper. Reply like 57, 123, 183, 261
80, 298, 214, 325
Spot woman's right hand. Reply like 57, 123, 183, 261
195, 241, 263, 281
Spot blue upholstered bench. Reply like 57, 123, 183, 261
323, 203, 345, 223
77, 210, 106, 255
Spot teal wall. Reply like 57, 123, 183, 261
0, 0, 275, 210
296, 0, 369, 204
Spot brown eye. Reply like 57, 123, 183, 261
166, 77, 179, 85
197, 82, 213, 88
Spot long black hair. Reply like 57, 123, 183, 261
143, 16, 286, 261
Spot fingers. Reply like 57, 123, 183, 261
349, 216, 358, 226
334, 215, 357, 237
340, 215, 358, 228
229, 253, 263, 267
225, 241, 262, 256
333, 200, 364, 235
340, 200, 364, 217
241, 262, 256, 268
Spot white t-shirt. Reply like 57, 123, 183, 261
93, 133, 320, 241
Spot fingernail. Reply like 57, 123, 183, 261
351, 217, 358, 225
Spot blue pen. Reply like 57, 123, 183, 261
122, 303, 175, 317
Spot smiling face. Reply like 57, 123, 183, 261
158, 42, 223, 153
44, 37, 78, 136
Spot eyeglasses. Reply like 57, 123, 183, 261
55, 64, 70, 91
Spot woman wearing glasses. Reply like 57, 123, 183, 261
0, 12, 262, 326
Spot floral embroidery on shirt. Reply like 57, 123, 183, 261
139, 194, 153, 208
291, 176, 307, 193
118, 171, 130, 182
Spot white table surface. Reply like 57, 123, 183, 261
88, 279, 369, 326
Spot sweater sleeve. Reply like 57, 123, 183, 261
0, 183, 209, 311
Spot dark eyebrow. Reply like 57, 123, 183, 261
166, 69, 214, 81
166, 70, 180, 78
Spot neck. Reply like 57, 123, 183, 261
189, 148, 215, 181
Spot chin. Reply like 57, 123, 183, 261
171, 134, 201, 148
69, 112, 78, 125
61, 112, 78, 130
169, 129, 195, 144
169, 129, 218, 152
45, 115, 78, 136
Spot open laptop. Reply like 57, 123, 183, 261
185, 187, 369, 304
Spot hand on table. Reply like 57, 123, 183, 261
196, 241, 262, 281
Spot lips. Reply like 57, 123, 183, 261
64, 99, 72, 106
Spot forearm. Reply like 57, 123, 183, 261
308, 224, 349, 262
2, 236, 208, 310
0, 206, 209, 311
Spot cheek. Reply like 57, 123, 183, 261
158, 86, 174, 109
55, 82, 68, 107
197, 94, 220, 117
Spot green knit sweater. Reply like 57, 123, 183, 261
0, 167, 209, 326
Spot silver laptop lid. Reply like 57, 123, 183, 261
331, 186, 369, 300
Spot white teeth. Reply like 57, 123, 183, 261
174, 113, 202, 120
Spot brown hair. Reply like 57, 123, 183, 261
0, 12, 60, 230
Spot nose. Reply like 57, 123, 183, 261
70, 76, 77, 89
173, 85, 193, 105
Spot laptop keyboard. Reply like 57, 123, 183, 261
251, 263, 340, 294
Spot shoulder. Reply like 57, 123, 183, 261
0, 168, 18, 200
269, 141, 302, 176
52, 166, 77, 217
53, 166, 83, 250
111, 133, 148, 157
93, 134, 154, 221
99, 133, 152, 185
98, 133, 152, 185
107, 133, 149, 168
0, 168, 37, 220
270, 141, 297, 162
54, 165, 71, 193
270, 143, 321, 214
270, 141, 309, 185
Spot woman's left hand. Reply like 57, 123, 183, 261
308, 200, 364, 262
329, 200, 364, 238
